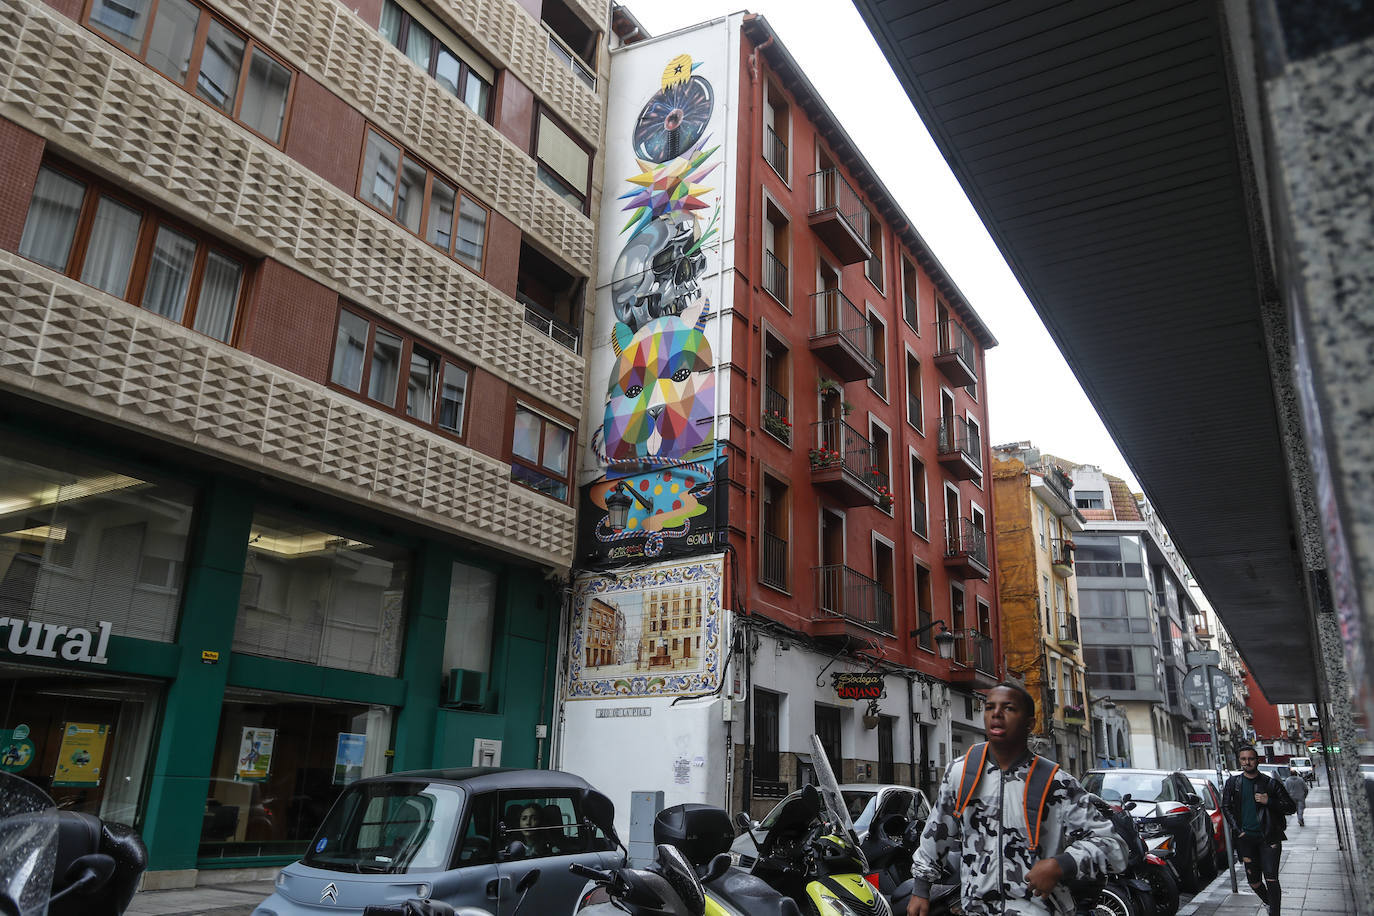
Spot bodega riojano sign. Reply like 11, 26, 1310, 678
833, 672, 886, 701
0, 617, 113, 665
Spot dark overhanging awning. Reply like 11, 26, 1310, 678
852, 0, 1316, 700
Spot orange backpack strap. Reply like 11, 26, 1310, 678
1023, 755, 1060, 853
953, 743, 990, 817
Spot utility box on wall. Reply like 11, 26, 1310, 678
628, 791, 665, 867
445, 668, 486, 709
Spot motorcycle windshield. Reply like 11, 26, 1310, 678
809, 734, 858, 845
0, 773, 58, 916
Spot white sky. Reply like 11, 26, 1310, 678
620, 0, 1140, 490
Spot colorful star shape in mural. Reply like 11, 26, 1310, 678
620, 137, 720, 238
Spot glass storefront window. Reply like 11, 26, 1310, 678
200, 689, 393, 860
0, 436, 194, 643
233, 514, 409, 676
0, 663, 162, 828
443, 561, 496, 675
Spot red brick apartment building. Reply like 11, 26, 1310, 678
0, 0, 607, 885
561, 11, 1000, 816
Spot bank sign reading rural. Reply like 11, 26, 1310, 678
1, 617, 114, 664
833, 673, 886, 701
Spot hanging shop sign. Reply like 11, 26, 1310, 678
53, 722, 110, 787
1187, 731, 1212, 747
236, 727, 276, 783
833, 673, 886, 701
0, 618, 113, 665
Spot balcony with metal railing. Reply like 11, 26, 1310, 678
809, 169, 872, 264
812, 564, 894, 638
936, 415, 982, 481
809, 289, 877, 381
943, 517, 990, 580
933, 319, 978, 387
520, 296, 581, 353
809, 418, 887, 507
543, 25, 596, 89
765, 126, 788, 177
948, 628, 997, 687
763, 386, 791, 445
1051, 538, 1075, 577
763, 250, 788, 306
761, 532, 788, 592
1058, 612, 1080, 648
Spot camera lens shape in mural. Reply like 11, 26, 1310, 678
633, 75, 713, 163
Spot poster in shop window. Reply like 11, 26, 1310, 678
333, 733, 367, 785
236, 727, 275, 783
52, 722, 110, 787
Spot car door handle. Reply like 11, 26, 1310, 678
486, 876, 511, 900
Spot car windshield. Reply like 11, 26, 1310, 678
304, 781, 464, 874
1081, 772, 1170, 803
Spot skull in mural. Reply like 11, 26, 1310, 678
609, 216, 707, 331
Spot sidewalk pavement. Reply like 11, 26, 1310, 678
1179, 785, 1357, 916
126, 879, 275, 916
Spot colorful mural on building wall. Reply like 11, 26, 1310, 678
578, 53, 728, 566
567, 558, 723, 698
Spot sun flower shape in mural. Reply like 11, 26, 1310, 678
619, 137, 720, 240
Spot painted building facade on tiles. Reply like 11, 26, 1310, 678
0, 0, 609, 888
558, 11, 1001, 830
1054, 460, 1210, 770
991, 443, 1092, 777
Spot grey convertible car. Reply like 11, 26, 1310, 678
251, 768, 622, 916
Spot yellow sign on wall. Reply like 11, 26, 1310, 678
53, 722, 110, 787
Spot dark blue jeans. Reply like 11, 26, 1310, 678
1235, 834, 1282, 912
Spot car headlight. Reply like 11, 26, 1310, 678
1137, 820, 1168, 837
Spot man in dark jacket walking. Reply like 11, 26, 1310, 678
1222, 745, 1297, 915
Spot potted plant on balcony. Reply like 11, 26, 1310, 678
874, 483, 893, 512
1063, 703, 1086, 724
817, 378, 855, 415
763, 410, 792, 442
808, 445, 843, 469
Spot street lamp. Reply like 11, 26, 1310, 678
910, 619, 957, 660
604, 484, 633, 532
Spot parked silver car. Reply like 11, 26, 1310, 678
251, 768, 621, 916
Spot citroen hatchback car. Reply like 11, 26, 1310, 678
251, 768, 622, 916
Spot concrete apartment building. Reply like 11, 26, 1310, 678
991, 443, 1091, 776
1056, 460, 1208, 771
0, 0, 608, 885
558, 9, 1000, 828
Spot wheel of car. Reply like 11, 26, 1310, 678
1175, 836, 1202, 892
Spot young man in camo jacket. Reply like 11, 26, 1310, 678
907, 683, 1126, 915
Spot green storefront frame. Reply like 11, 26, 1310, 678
0, 417, 564, 875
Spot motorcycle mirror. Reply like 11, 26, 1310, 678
704, 852, 732, 884
515, 869, 540, 894
502, 840, 529, 861
49, 853, 116, 902
1185, 794, 1202, 806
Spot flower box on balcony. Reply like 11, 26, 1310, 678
1063, 704, 1087, 725
874, 483, 893, 512
763, 411, 792, 443
808, 447, 843, 469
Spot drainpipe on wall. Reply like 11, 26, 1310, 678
906, 674, 917, 787
548, 575, 575, 770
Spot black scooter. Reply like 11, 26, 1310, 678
0, 772, 148, 916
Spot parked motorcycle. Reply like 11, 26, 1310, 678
570, 844, 714, 916
0, 771, 148, 916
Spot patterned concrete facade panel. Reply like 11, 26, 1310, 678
0, 252, 576, 568
210, 0, 600, 235
0, 0, 586, 418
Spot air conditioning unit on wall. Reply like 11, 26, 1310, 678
445, 668, 486, 709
